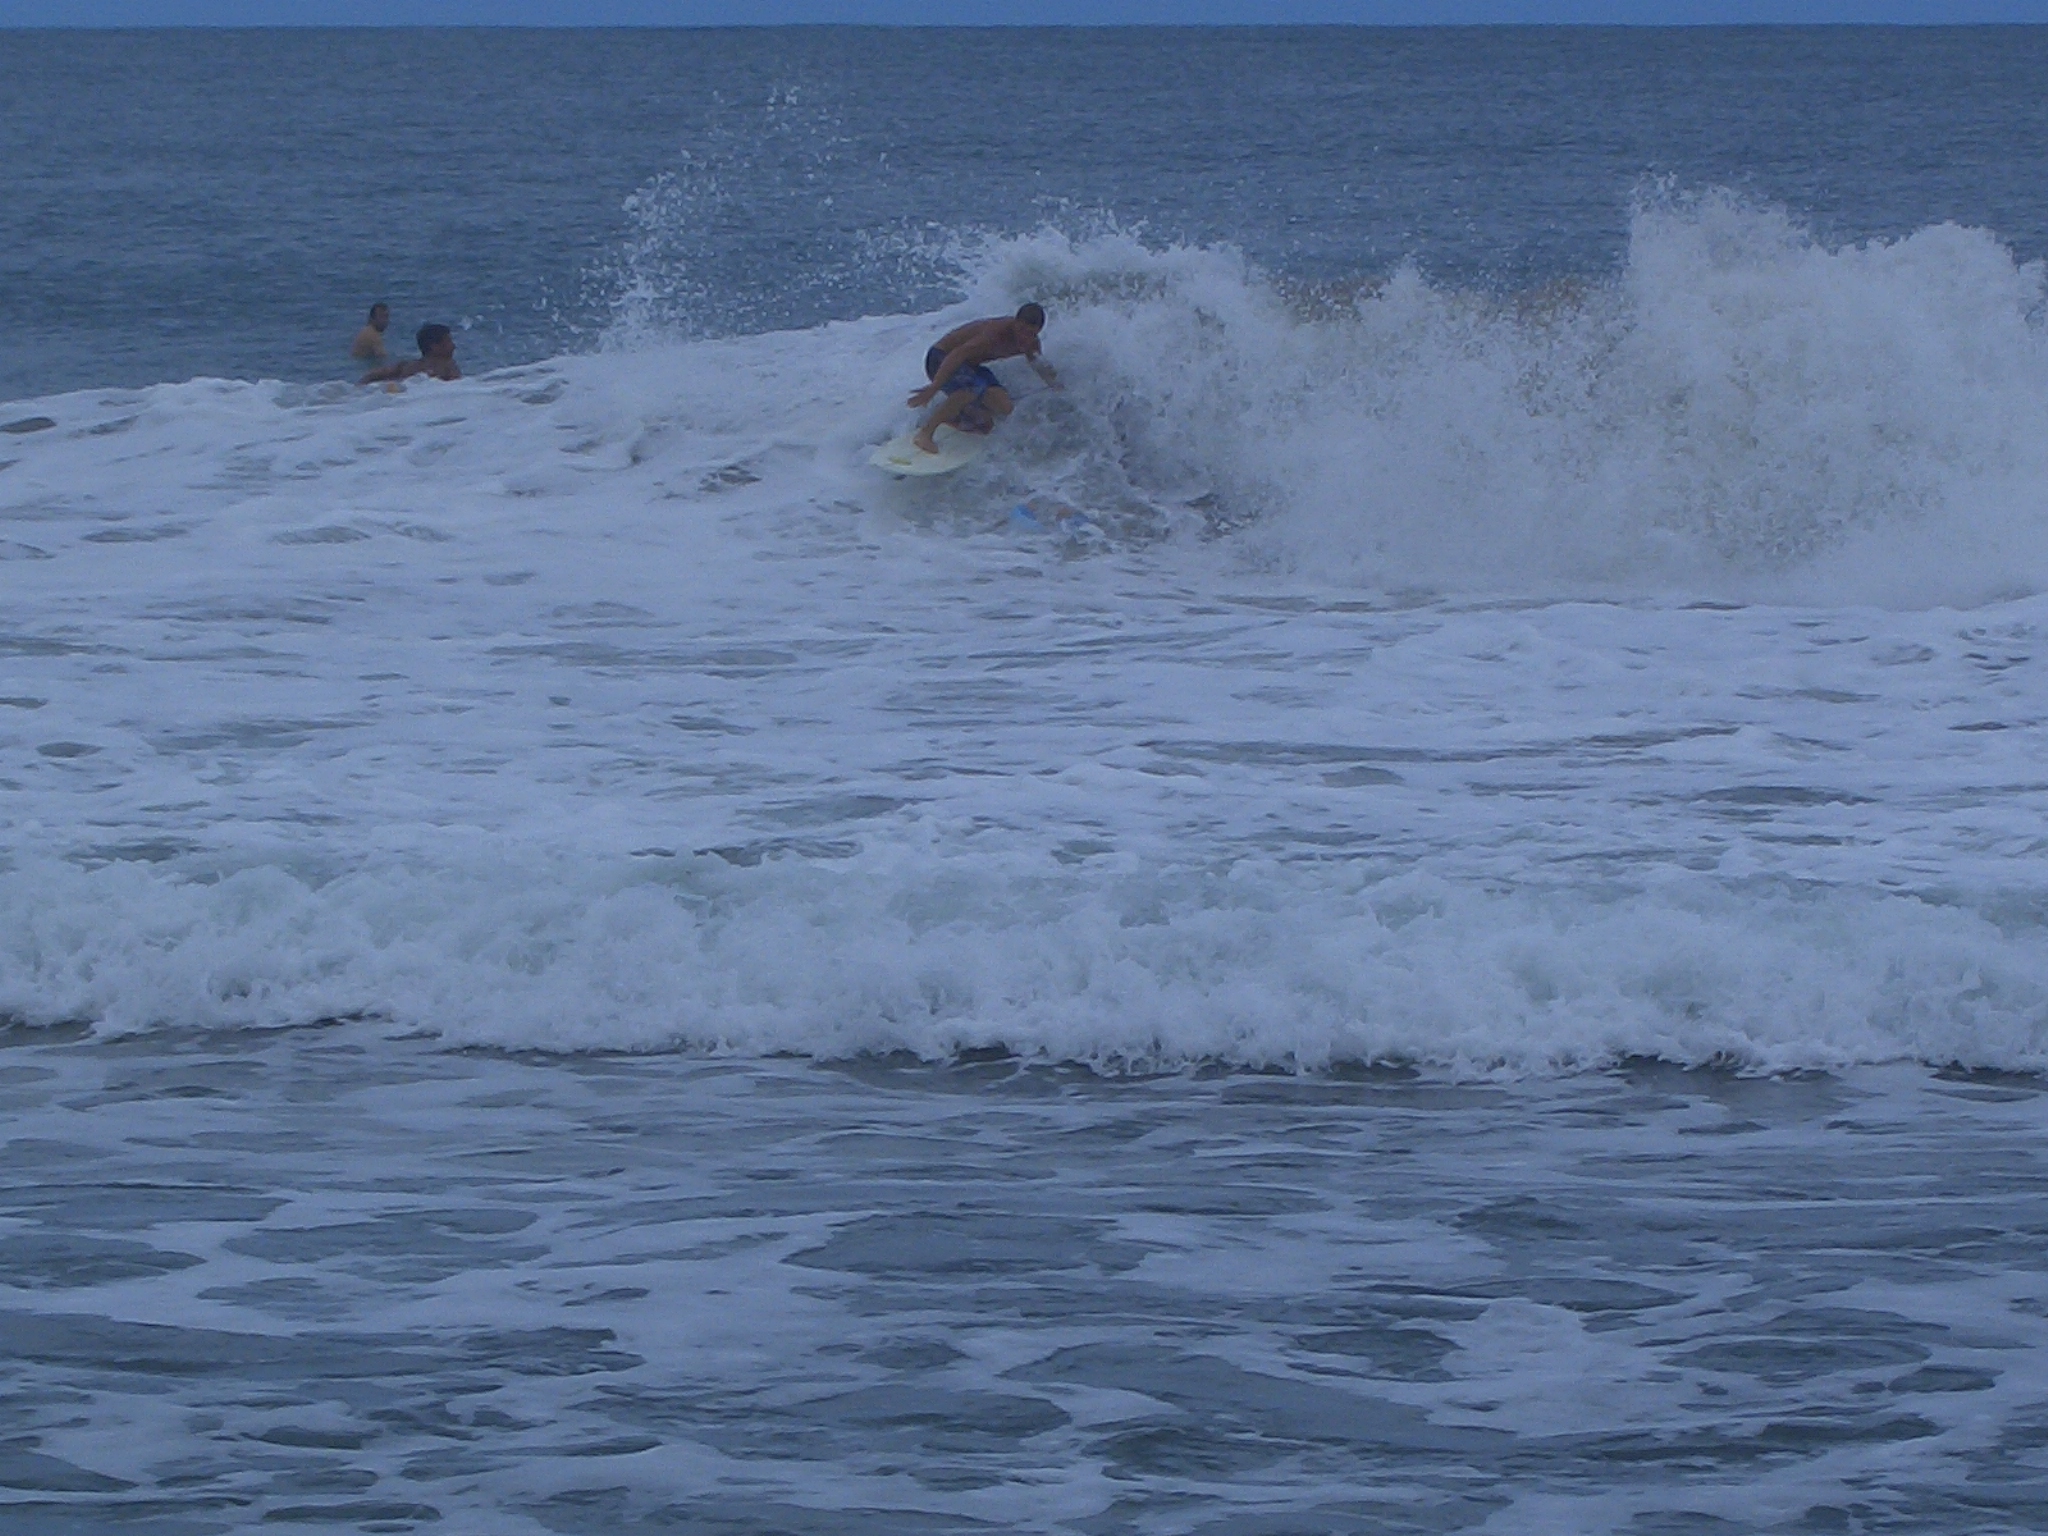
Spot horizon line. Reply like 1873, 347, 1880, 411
5, 17, 2043, 25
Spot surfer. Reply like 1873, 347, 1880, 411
907, 303, 1058, 453
358, 323, 461, 386
350, 303, 391, 362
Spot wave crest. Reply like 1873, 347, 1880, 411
926, 195, 2048, 605
6, 847, 2045, 1077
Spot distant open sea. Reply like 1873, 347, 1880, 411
5, 25, 2048, 1536
7, 27, 2048, 397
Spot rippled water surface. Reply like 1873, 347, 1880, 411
6, 1029, 2048, 1534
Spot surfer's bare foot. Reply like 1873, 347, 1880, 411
913, 430, 938, 453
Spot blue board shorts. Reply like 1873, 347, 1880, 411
925, 345, 1000, 398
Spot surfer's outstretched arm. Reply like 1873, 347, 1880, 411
1028, 356, 1060, 388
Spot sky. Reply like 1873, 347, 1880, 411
5, 2, 2047, 24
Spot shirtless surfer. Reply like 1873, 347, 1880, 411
358, 323, 461, 386
906, 303, 1058, 452
350, 303, 391, 362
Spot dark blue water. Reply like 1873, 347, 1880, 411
4, 25, 2048, 400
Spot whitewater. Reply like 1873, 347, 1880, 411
7, 206, 2048, 1075
7, 25, 2048, 1526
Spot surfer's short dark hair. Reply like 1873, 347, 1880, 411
368, 302, 388, 319
416, 323, 452, 354
1016, 303, 1046, 328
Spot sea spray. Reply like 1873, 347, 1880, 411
878, 199, 2048, 603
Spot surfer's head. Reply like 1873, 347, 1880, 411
1015, 303, 1046, 331
367, 302, 389, 330
416, 323, 454, 358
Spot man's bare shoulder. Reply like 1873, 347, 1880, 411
938, 317, 1010, 351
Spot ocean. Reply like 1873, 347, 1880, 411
4, 23, 2048, 1534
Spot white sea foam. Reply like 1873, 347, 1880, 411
3, 196, 2046, 1072
5, 847, 2048, 1074
943, 194, 2048, 604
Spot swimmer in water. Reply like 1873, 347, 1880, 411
350, 302, 391, 362
358, 323, 461, 386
